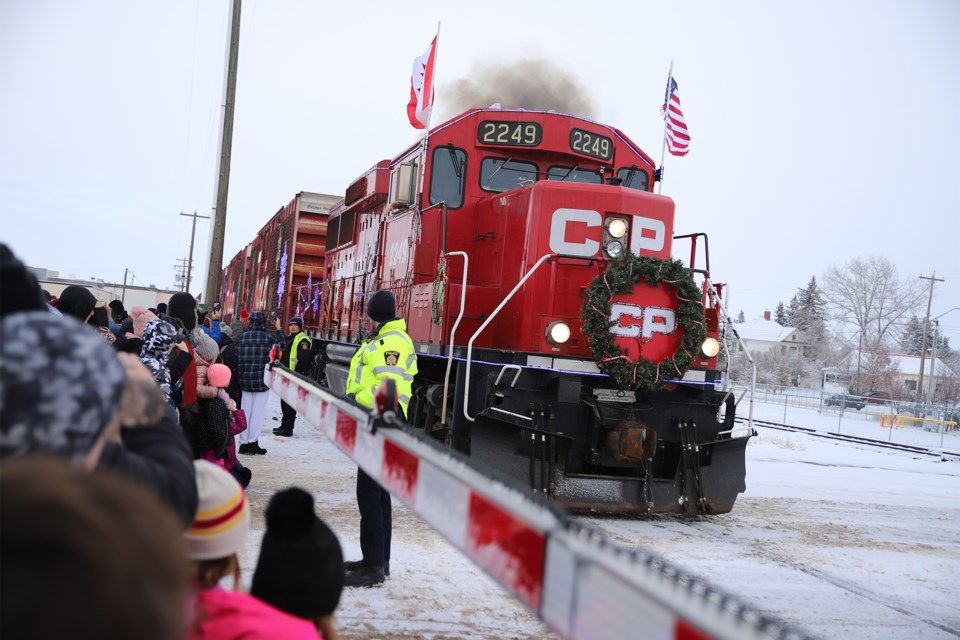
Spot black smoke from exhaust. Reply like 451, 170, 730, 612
441, 57, 597, 120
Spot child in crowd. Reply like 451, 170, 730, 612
200, 363, 252, 488
252, 488, 345, 640
184, 461, 317, 640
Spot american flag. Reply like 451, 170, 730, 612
662, 76, 690, 156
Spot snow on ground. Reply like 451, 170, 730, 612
235, 392, 960, 640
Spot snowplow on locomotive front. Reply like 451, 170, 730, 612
316, 107, 752, 515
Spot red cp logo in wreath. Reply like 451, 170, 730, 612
608, 281, 681, 362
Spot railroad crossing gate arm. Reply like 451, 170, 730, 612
264, 365, 810, 640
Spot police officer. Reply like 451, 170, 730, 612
343, 290, 417, 587
273, 316, 312, 438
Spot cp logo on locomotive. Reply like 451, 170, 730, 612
609, 302, 676, 339
548, 208, 666, 257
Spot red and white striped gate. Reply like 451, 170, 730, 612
267, 366, 808, 640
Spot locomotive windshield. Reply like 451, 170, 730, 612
616, 166, 650, 191
546, 165, 603, 184
479, 157, 538, 192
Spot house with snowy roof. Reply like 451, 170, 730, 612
728, 311, 802, 355
840, 352, 955, 393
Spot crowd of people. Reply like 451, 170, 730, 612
0, 244, 355, 640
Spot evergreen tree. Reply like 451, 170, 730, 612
900, 316, 925, 355
897, 316, 947, 355
787, 277, 828, 360
775, 302, 787, 325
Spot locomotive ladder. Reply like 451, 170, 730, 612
266, 364, 812, 640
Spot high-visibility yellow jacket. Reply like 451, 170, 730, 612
346, 318, 417, 415
289, 331, 312, 372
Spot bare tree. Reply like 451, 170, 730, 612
822, 256, 925, 344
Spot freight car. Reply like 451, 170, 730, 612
221, 191, 338, 327
233, 108, 752, 515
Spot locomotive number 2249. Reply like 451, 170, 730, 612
477, 121, 542, 147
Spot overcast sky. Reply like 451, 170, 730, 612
2, 1, 958, 345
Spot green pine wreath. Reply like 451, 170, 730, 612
581, 253, 706, 391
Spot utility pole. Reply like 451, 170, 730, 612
916, 272, 944, 406
204, 0, 242, 304
181, 210, 210, 294
121, 268, 129, 305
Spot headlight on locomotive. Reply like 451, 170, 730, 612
701, 337, 720, 357
545, 320, 572, 345
604, 240, 624, 258
603, 217, 629, 258
605, 217, 628, 239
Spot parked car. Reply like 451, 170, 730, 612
825, 394, 865, 410
862, 391, 892, 405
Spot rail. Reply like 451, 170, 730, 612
705, 279, 756, 432
265, 364, 810, 640
440, 251, 468, 425
463, 253, 553, 422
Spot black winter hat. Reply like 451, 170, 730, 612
288, 317, 303, 330
365, 290, 396, 323
0, 244, 46, 319
251, 488, 344, 620
166, 293, 197, 331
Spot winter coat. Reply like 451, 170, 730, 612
281, 331, 313, 374
224, 408, 246, 470
195, 356, 220, 401
188, 588, 318, 640
201, 320, 221, 343
96, 411, 199, 530
346, 318, 417, 415
236, 312, 280, 393
219, 342, 242, 402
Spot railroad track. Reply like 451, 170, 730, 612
578, 422, 960, 638
736, 416, 960, 460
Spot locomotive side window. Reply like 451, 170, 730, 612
616, 166, 650, 192
546, 165, 603, 184
479, 157, 538, 193
429, 145, 467, 209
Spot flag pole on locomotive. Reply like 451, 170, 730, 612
658, 61, 691, 194
408, 24, 440, 202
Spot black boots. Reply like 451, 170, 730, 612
343, 561, 387, 587
272, 426, 293, 437
344, 559, 389, 577
238, 443, 267, 455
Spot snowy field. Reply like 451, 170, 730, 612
235, 392, 960, 639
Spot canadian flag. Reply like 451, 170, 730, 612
407, 35, 438, 129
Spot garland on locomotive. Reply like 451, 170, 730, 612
317, 108, 752, 515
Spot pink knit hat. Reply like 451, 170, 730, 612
207, 363, 231, 388
133, 310, 159, 338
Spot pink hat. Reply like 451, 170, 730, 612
133, 310, 159, 338
207, 363, 231, 388
129, 305, 147, 319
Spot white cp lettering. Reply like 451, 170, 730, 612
610, 303, 676, 339
629, 215, 666, 254
549, 208, 601, 256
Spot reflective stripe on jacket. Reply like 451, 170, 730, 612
346, 318, 417, 414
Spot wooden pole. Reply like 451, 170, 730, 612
204, 0, 242, 304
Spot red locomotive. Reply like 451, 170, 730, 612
233, 107, 753, 514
